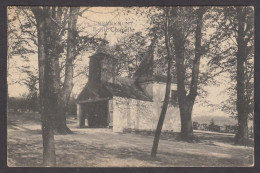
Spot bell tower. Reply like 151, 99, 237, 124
88, 35, 117, 84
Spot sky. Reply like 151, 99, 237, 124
8, 7, 233, 117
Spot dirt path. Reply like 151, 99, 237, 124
7, 113, 254, 167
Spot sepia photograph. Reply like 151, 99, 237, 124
7, 6, 254, 167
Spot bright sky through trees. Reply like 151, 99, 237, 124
8, 7, 233, 117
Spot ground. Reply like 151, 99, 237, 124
7, 112, 254, 167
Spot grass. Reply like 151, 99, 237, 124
7, 112, 254, 167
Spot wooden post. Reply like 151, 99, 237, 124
77, 104, 85, 128
108, 99, 113, 128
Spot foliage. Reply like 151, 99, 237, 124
23, 72, 39, 112
8, 7, 108, 92
114, 32, 149, 77
205, 7, 254, 120
8, 95, 39, 113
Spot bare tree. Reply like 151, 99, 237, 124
151, 7, 173, 157
55, 7, 80, 134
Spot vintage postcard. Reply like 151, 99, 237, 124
7, 6, 254, 167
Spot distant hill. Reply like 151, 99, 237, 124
193, 115, 237, 126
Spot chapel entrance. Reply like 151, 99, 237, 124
85, 100, 109, 128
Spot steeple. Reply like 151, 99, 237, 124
133, 36, 158, 83
96, 32, 111, 55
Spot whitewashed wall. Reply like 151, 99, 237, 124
153, 82, 181, 131
112, 82, 181, 132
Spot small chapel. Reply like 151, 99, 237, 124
77, 38, 181, 133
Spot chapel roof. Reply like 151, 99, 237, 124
104, 77, 152, 102
77, 77, 152, 102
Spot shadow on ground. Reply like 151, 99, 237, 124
7, 112, 254, 167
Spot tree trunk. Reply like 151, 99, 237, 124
34, 12, 45, 114
53, 7, 80, 134
234, 7, 249, 145
77, 104, 85, 127
174, 29, 196, 141
53, 106, 72, 134
178, 101, 196, 141
32, 7, 56, 166
151, 8, 172, 157
41, 112, 56, 166
173, 7, 205, 142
